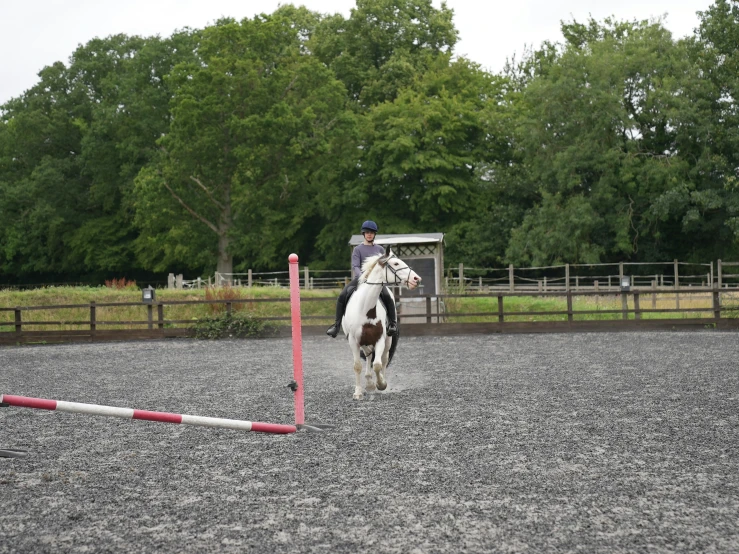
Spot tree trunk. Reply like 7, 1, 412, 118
216, 184, 233, 283
217, 232, 233, 282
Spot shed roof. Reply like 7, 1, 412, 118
348, 233, 444, 246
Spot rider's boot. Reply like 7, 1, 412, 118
326, 320, 341, 338
381, 287, 398, 337
326, 292, 349, 338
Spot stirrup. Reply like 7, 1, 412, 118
326, 323, 340, 338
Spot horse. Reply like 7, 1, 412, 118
341, 249, 422, 400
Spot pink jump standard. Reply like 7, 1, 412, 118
288, 253, 305, 426
0, 394, 297, 434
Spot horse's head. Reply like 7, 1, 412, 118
377, 249, 422, 290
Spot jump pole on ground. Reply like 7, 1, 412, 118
0, 394, 297, 434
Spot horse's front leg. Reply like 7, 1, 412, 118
374, 335, 388, 391
363, 348, 376, 392
348, 336, 364, 400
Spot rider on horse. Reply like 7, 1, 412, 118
326, 220, 399, 338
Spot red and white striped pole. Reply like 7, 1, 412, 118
288, 253, 305, 426
0, 394, 297, 434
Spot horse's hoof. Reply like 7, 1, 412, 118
377, 381, 387, 391
353, 393, 363, 400
365, 382, 376, 392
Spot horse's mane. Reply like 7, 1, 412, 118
358, 253, 384, 283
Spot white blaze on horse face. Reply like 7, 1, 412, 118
384, 256, 421, 289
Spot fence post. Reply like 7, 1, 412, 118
226, 301, 232, 316
710, 262, 714, 287
458, 263, 464, 291
575, 275, 579, 291
652, 280, 657, 309
566, 290, 573, 322
426, 296, 432, 324
14, 308, 21, 335
634, 292, 641, 320
717, 260, 722, 289
478, 276, 482, 292
608, 275, 612, 289
594, 280, 599, 292
619, 262, 624, 289
621, 291, 628, 320
90, 302, 96, 335
147, 304, 153, 330
176, 274, 183, 290
713, 290, 721, 322
168, 273, 175, 290
509, 264, 514, 292
674, 259, 679, 289
157, 303, 164, 330
497, 295, 504, 323
543, 276, 547, 292
565, 264, 570, 292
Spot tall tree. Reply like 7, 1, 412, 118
133, 12, 353, 274
505, 17, 722, 265
313, 0, 458, 107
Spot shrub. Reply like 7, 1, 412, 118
204, 285, 247, 314
193, 312, 276, 339
105, 278, 138, 290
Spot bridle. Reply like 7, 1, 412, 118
364, 254, 414, 287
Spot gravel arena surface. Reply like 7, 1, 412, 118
1, 332, 738, 553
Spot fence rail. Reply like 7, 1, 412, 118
157, 260, 739, 292
2, 287, 737, 345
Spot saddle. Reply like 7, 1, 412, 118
343, 285, 393, 318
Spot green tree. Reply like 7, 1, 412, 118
506, 17, 722, 265
133, 13, 353, 275
313, 0, 458, 107
0, 62, 88, 278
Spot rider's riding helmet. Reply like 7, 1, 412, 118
360, 220, 379, 234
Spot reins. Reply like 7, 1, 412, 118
364, 255, 413, 287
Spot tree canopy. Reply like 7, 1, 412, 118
1, 0, 738, 285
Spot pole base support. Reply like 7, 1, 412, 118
297, 423, 336, 432
0, 449, 28, 459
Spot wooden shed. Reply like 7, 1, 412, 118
348, 233, 445, 298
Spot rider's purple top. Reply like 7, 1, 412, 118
352, 243, 386, 278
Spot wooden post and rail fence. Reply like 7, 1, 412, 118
2, 287, 738, 345
158, 260, 739, 292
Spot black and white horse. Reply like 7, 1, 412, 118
342, 249, 421, 400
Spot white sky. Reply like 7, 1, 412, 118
1, 0, 715, 105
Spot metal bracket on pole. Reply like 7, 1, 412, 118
287, 381, 298, 392
297, 423, 336, 433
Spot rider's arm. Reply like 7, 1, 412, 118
352, 247, 363, 278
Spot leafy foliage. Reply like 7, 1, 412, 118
1, 1, 739, 286
193, 313, 276, 339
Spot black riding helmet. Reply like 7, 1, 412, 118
361, 220, 378, 234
